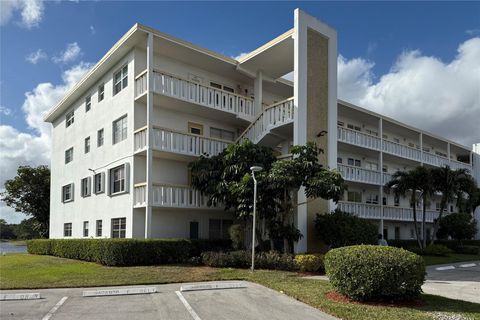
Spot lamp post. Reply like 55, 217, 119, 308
250, 166, 263, 272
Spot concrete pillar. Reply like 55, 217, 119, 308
145, 33, 154, 238
254, 71, 263, 116
420, 132, 423, 166
293, 9, 337, 253
447, 143, 451, 161
379, 117, 384, 236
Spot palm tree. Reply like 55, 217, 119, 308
385, 169, 422, 249
385, 166, 434, 249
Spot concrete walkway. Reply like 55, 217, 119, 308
0, 281, 338, 320
302, 260, 480, 304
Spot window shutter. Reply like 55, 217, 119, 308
71, 183, 75, 201
87, 177, 92, 196
124, 163, 130, 193
100, 172, 105, 193
61, 186, 64, 203
107, 169, 111, 196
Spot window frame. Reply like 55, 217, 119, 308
65, 110, 74, 127
112, 115, 127, 144
81, 177, 91, 197
98, 83, 105, 102
210, 127, 235, 141
84, 136, 90, 154
62, 183, 74, 203
96, 220, 103, 237
65, 147, 74, 164
94, 172, 105, 194
64, 223, 72, 237
188, 122, 203, 136
109, 165, 127, 195
85, 95, 91, 112
97, 128, 104, 147
111, 217, 126, 238
113, 64, 128, 95
83, 221, 89, 237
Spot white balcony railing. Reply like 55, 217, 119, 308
337, 201, 439, 223
382, 140, 422, 161
337, 126, 381, 151
134, 183, 211, 209
449, 160, 472, 171
135, 70, 148, 97
238, 98, 294, 143
134, 126, 230, 157
338, 164, 382, 185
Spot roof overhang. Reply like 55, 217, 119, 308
237, 29, 294, 80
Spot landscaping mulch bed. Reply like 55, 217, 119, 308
326, 291, 426, 308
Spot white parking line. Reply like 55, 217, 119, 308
459, 263, 477, 268
435, 266, 455, 271
41, 296, 68, 320
175, 291, 201, 320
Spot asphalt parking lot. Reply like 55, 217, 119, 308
423, 261, 480, 304
0, 281, 337, 320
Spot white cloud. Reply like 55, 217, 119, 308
0, 0, 44, 29
52, 42, 82, 64
25, 48, 47, 64
0, 106, 12, 116
338, 37, 480, 147
232, 52, 249, 60
0, 62, 91, 223
466, 29, 480, 36
90, 25, 96, 35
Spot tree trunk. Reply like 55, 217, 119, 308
430, 198, 447, 246
411, 193, 423, 249
422, 194, 427, 249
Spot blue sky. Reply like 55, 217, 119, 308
1, 1, 480, 223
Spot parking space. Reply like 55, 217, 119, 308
0, 281, 337, 320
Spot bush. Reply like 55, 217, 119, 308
325, 245, 426, 301
314, 210, 378, 248
423, 244, 453, 256
437, 212, 477, 240
389, 239, 480, 255
455, 245, 480, 255
294, 254, 324, 272
228, 224, 245, 250
27, 238, 231, 266
201, 250, 296, 271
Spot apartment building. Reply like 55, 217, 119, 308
45, 9, 479, 252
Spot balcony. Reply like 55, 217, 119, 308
134, 183, 214, 209
382, 139, 421, 161
135, 70, 255, 121
134, 126, 230, 158
337, 201, 439, 223
238, 97, 294, 145
337, 126, 381, 151
338, 164, 382, 185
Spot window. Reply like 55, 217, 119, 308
81, 177, 91, 197
337, 157, 343, 164
65, 147, 73, 164
436, 202, 441, 212
64, 223, 72, 237
94, 172, 105, 194
85, 95, 91, 112
223, 85, 234, 93
347, 124, 361, 131
208, 219, 233, 239
382, 165, 388, 173
190, 221, 199, 239
210, 82, 222, 89
383, 197, 387, 205
347, 158, 361, 167
66, 110, 74, 127
423, 147, 431, 153
382, 134, 388, 139
96, 220, 102, 237
83, 221, 89, 237
98, 83, 104, 102
62, 184, 74, 202
113, 115, 127, 144
365, 162, 378, 171
210, 127, 235, 141
113, 65, 128, 95
84, 137, 90, 153
383, 228, 389, 240
366, 129, 378, 136
393, 138, 400, 143
366, 194, 379, 204
188, 122, 203, 136
111, 218, 126, 238
394, 195, 400, 207
110, 165, 127, 194
97, 128, 104, 147
347, 191, 362, 203
408, 142, 415, 148
337, 121, 344, 127
395, 227, 400, 240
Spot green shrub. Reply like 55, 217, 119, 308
423, 244, 453, 256
325, 245, 426, 301
27, 238, 231, 266
228, 224, 245, 250
455, 245, 480, 255
294, 254, 324, 272
314, 210, 378, 248
201, 250, 296, 271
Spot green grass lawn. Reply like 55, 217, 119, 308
1, 253, 479, 320
422, 253, 479, 266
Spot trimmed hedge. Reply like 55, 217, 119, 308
325, 245, 425, 301
294, 254, 324, 272
27, 239, 231, 266
406, 244, 453, 256
201, 250, 296, 271
389, 239, 480, 255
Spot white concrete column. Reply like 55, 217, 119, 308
254, 71, 263, 116
379, 117, 384, 234
447, 143, 451, 161
145, 32, 154, 238
419, 132, 423, 166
